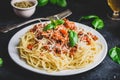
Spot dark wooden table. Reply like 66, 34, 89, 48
0, 0, 120, 80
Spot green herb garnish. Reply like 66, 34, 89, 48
109, 46, 120, 64
69, 30, 78, 47
37, 0, 67, 7
92, 18, 104, 29
37, 0, 48, 6
0, 58, 3, 67
80, 15, 104, 30
43, 19, 64, 31
54, 19, 65, 26
80, 15, 99, 20
43, 23, 55, 31
50, 0, 57, 4
56, 0, 67, 7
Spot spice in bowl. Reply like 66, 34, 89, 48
14, 1, 35, 8
11, 0, 38, 18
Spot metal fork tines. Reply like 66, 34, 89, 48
0, 9, 72, 33
46, 9, 72, 20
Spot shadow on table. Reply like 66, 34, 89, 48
106, 20, 120, 39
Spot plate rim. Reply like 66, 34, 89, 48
8, 22, 108, 76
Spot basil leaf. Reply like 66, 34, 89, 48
43, 23, 55, 31
92, 18, 104, 29
0, 58, 3, 67
109, 47, 120, 64
80, 15, 99, 21
54, 19, 64, 25
69, 30, 78, 47
79, 15, 104, 30
44, 19, 64, 31
37, 0, 48, 6
57, 0, 67, 7
50, 0, 57, 4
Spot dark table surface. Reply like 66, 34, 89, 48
0, 0, 120, 80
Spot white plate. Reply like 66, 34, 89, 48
8, 22, 108, 76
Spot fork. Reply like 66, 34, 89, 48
0, 9, 72, 33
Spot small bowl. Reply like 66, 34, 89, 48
11, 0, 38, 18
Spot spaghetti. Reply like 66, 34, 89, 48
18, 19, 102, 72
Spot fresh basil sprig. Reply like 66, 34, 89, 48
43, 23, 55, 31
80, 15, 104, 30
92, 18, 104, 29
54, 19, 65, 26
37, 0, 48, 6
69, 30, 78, 47
56, 0, 67, 7
43, 19, 64, 31
80, 15, 99, 20
38, 0, 67, 7
0, 58, 3, 67
50, 0, 57, 4
109, 46, 120, 64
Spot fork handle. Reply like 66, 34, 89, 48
0, 18, 49, 33
0, 9, 72, 33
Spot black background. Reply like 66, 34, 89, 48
0, 0, 120, 80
